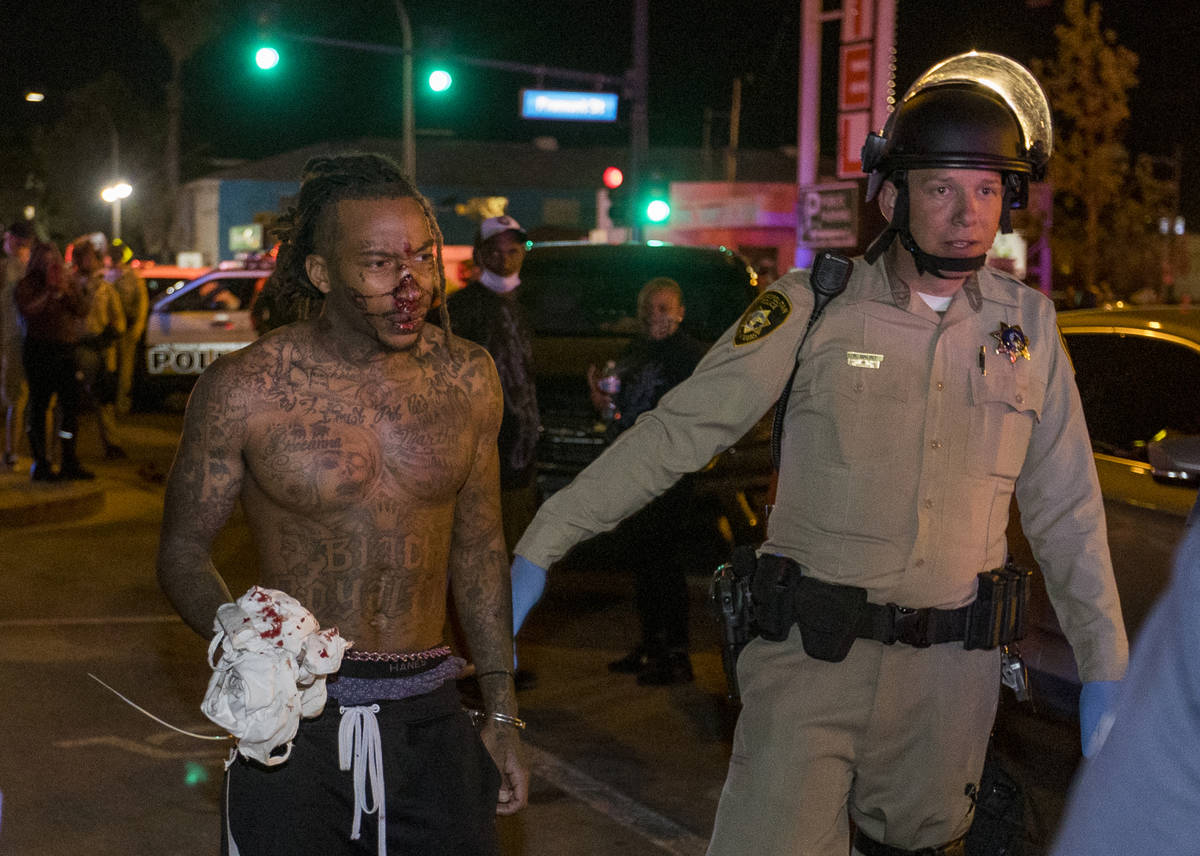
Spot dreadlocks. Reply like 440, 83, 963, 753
258, 152, 451, 339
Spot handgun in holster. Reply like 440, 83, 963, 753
708, 545, 758, 700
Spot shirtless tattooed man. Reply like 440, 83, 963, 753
157, 153, 528, 855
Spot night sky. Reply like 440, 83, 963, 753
4, 0, 1200, 219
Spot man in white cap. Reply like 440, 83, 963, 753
446, 215, 540, 689
447, 216, 539, 561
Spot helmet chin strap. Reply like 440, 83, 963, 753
863, 177, 991, 278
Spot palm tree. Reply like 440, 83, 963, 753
140, 0, 223, 256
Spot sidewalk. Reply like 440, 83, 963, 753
0, 414, 182, 528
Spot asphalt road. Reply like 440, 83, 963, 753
0, 412, 1084, 855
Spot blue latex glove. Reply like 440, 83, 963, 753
1079, 679, 1121, 757
511, 555, 548, 636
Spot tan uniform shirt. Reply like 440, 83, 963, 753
518, 257, 1128, 683
80, 275, 126, 372
110, 267, 148, 340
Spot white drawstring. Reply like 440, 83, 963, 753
338, 704, 387, 856
225, 750, 242, 856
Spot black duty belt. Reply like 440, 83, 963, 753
752, 554, 1030, 662
855, 596, 970, 648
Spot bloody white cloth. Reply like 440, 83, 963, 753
202, 586, 350, 766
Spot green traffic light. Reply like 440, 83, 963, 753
428, 69, 452, 92
255, 46, 280, 71
645, 199, 670, 223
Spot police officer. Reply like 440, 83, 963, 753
509, 52, 1127, 855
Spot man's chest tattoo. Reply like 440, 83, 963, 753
274, 520, 429, 620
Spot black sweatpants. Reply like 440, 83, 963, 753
222, 680, 500, 855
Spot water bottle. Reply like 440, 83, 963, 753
597, 360, 621, 424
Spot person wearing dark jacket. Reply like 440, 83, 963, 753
588, 277, 707, 685
15, 242, 92, 481
445, 215, 540, 556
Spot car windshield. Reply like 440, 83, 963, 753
160, 274, 269, 313
517, 244, 756, 341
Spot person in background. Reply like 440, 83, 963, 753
1048, 492, 1200, 855
588, 277, 707, 685
15, 242, 91, 481
106, 239, 148, 415
446, 215, 540, 689
71, 239, 126, 460
446, 215, 540, 558
1, 221, 34, 470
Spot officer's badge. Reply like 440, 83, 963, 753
734, 291, 791, 346
991, 322, 1031, 364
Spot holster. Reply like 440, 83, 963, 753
793, 574, 869, 662
752, 554, 868, 662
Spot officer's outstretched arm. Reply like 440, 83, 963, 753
511, 555, 548, 635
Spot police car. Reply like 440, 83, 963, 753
137, 264, 272, 407
130, 261, 209, 301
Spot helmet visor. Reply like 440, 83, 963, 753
901, 51, 1052, 175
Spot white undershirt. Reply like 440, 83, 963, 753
917, 291, 953, 313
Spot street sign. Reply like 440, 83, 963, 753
799, 183, 860, 248
839, 43, 873, 111
838, 112, 870, 178
520, 89, 619, 122
229, 223, 263, 252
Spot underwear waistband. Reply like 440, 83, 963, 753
328, 649, 466, 705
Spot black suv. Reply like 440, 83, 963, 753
518, 241, 771, 545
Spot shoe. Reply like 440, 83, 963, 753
103, 445, 128, 461
30, 461, 59, 482
608, 644, 657, 674
637, 651, 694, 686
58, 464, 96, 481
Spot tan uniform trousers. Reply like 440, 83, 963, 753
707, 625, 999, 855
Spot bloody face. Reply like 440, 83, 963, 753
314, 196, 438, 351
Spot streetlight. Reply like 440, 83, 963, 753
101, 182, 132, 241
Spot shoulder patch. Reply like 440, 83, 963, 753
734, 290, 792, 346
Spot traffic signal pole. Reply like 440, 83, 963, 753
393, 0, 415, 179
274, 12, 645, 207
628, 0, 649, 242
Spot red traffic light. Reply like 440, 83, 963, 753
602, 166, 624, 189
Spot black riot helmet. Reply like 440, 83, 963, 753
861, 51, 1052, 276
